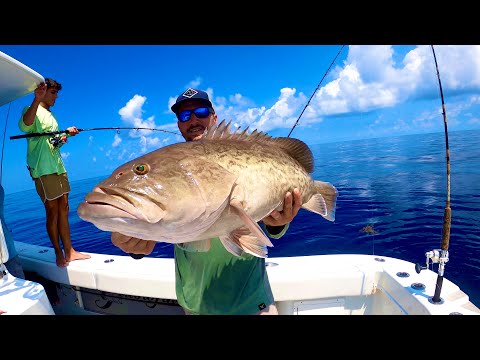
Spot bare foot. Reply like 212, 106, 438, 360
56, 254, 68, 267
65, 250, 91, 262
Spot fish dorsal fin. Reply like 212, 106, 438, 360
270, 137, 314, 173
204, 119, 314, 173
203, 119, 272, 142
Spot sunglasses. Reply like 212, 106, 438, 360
177, 107, 212, 122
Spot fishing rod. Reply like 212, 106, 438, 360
287, 45, 346, 138
430, 44, 452, 304
415, 45, 452, 305
9, 126, 181, 140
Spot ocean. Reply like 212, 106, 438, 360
4, 129, 480, 308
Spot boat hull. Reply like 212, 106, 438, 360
12, 241, 480, 315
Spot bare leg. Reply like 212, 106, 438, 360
44, 199, 67, 267
58, 193, 91, 262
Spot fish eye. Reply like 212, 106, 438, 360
133, 163, 150, 175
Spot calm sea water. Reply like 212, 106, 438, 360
4, 130, 480, 307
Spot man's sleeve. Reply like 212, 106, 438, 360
264, 223, 290, 239
18, 106, 34, 132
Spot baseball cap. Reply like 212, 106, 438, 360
170, 88, 214, 114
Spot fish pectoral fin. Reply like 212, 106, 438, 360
177, 239, 212, 253
219, 236, 245, 257
221, 227, 268, 258
229, 199, 273, 247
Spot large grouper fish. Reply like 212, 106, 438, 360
77, 120, 338, 258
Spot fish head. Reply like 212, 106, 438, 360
77, 143, 239, 242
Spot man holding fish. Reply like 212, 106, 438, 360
110, 88, 304, 315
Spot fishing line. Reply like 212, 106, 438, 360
0, 102, 11, 184
0, 102, 12, 268
287, 45, 346, 138
10, 126, 182, 140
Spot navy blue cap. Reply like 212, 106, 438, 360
170, 88, 214, 114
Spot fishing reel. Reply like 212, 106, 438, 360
49, 134, 68, 148
415, 249, 449, 275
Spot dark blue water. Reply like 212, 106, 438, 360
4, 130, 480, 307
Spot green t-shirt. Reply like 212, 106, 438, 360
174, 223, 289, 315
18, 105, 67, 178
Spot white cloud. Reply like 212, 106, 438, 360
211, 45, 480, 135
112, 45, 480, 155
112, 133, 122, 147
118, 94, 160, 137
118, 94, 146, 119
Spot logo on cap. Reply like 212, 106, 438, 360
182, 88, 198, 98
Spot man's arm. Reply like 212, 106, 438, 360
22, 83, 46, 126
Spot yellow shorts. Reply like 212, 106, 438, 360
34, 173, 71, 203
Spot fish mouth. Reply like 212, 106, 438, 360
77, 187, 163, 223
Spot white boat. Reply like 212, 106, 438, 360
1, 49, 479, 316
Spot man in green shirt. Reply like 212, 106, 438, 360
111, 88, 302, 315
18, 78, 91, 267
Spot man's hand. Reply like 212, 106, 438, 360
262, 188, 302, 227
33, 82, 47, 101
66, 126, 80, 136
111, 232, 156, 255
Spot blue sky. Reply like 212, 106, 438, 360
1, 45, 479, 194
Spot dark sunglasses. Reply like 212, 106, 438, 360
177, 107, 212, 122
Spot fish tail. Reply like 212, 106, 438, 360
302, 181, 338, 221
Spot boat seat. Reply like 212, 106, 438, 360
0, 272, 55, 315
